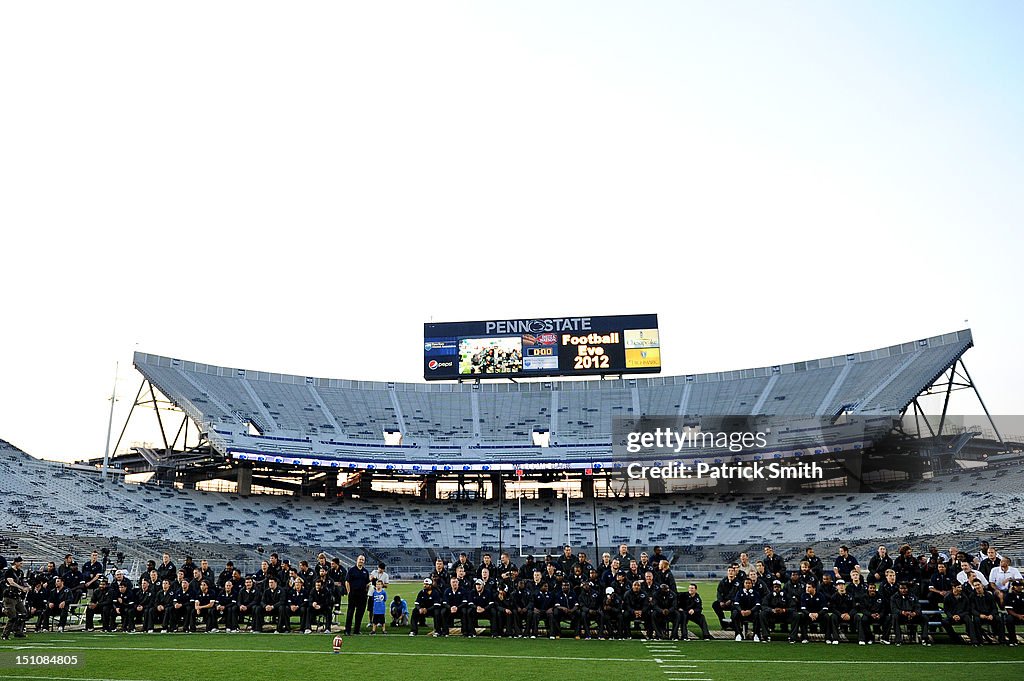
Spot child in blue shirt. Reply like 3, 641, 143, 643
371, 582, 387, 634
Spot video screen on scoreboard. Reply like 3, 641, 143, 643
459, 337, 523, 376
424, 314, 660, 380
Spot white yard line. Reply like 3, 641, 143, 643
0, 676, 153, 681
6, 642, 1024, 669
5, 644, 656, 664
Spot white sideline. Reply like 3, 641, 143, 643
0, 677, 153, 681
4, 644, 655, 663
6, 644, 1024, 665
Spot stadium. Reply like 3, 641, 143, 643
3, 321, 1023, 679
4, 3, 1024, 680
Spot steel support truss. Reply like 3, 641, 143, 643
107, 378, 214, 475
902, 357, 1003, 445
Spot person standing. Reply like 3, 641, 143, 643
557, 546, 577, 576
656, 560, 677, 593
802, 548, 824, 579
2, 557, 30, 640
156, 553, 176, 584
366, 562, 390, 625
833, 546, 858, 583
81, 551, 105, 598
344, 555, 370, 635
763, 546, 786, 582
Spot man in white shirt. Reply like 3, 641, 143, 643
737, 553, 754, 579
370, 564, 390, 587
365, 563, 390, 629
956, 560, 988, 587
989, 558, 1023, 605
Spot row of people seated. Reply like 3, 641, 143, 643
9, 540, 1022, 645
60, 575, 337, 634
408, 576, 714, 640
712, 566, 1023, 646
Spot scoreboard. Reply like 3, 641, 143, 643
423, 314, 661, 380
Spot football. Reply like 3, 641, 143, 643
332, 635, 343, 653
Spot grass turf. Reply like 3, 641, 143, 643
1, 582, 1021, 681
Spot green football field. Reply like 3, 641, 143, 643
1, 582, 1022, 681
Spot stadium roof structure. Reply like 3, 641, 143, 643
119, 329, 989, 474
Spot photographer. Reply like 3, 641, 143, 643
2, 557, 31, 640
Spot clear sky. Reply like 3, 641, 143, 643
1, 1, 1021, 462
